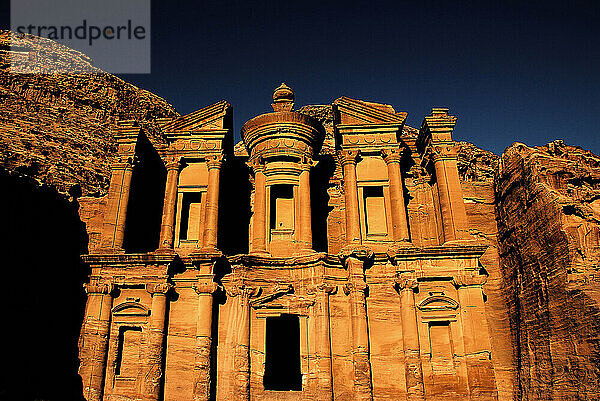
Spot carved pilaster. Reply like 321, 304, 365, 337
100, 154, 135, 250
382, 148, 410, 242
452, 272, 497, 399
79, 282, 114, 401
231, 285, 260, 401
141, 282, 173, 401
418, 108, 468, 244
298, 159, 313, 252
339, 150, 362, 245
394, 275, 425, 401
249, 160, 268, 254
308, 283, 336, 400
341, 252, 374, 401
203, 153, 224, 249
158, 156, 182, 250
192, 279, 220, 401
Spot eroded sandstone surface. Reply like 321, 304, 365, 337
495, 140, 600, 400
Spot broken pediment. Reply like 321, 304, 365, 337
333, 96, 407, 126
160, 100, 232, 133
250, 285, 314, 313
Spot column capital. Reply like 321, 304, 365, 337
428, 143, 459, 162
452, 272, 487, 288
339, 149, 359, 166
111, 154, 135, 171
84, 281, 113, 295
164, 155, 183, 171
339, 245, 374, 265
206, 153, 224, 170
394, 274, 418, 292
343, 281, 368, 295
146, 282, 173, 295
307, 283, 337, 295
381, 147, 403, 164
227, 284, 262, 299
247, 159, 265, 174
193, 280, 221, 295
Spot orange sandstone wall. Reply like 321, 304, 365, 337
495, 141, 600, 400
458, 142, 518, 401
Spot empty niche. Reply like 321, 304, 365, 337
179, 192, 203, 241
263, 314, 302, 391
363, 186, 387, 235
270, 184, 294, 230
428, 321, 454, 371
115, 326, 142, 378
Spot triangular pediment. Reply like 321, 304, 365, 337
334, 96, 407, 126
160, 100, 231, 132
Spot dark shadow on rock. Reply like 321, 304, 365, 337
0, 167, 87, 401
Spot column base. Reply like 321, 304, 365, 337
154, 247, 177, 255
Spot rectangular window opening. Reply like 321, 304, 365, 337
363, 186, 387, 235
270, 184, 294, 230
263, 314, 302, 391
179, 192, 202, 240
115, 326, 142, 377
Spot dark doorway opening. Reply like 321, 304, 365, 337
263, 314, 302, 391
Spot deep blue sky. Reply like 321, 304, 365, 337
6, 1, 600, 155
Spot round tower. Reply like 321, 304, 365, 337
241, 84, 325, 256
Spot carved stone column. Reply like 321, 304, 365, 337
203, 154, 223, 249
430, 144, 469, 242
158, 156, 182, 250
298, 160, 313, 251
340, 150, 361, 244
382, 148, 410, 242
342, 248, 374, 400
395, 275, 425, 401
79, 282, 113, 401
309, 283, 335, 400
250, 161, 267, 254
192, 280, 219, 401
233, 286, 260, 401
100, 156, 134, 250
141, 282, 172, 401
453, 273, 497, 400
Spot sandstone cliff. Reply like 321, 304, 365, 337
0, 31, 178, 401
0, 30, 179, 197
495, 140, 600, 400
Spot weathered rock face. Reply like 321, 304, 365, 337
495, 140, 600, 400
0, 31, 178, 401
0, 30, 179, 197
458, 142, 518, 401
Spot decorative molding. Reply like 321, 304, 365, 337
146, 282, 174, 295
417, 295, 459, 312
83, 282, 113, 295
452, 273, 488, 288
250, 284, 294, 307
112, 302, 150, 316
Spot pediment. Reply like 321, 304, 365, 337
417, 296, 459, 312
250, 286, 314, 310
334, 96, 407, 126
160, 100, 231, 132
112, 302, 150, 316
